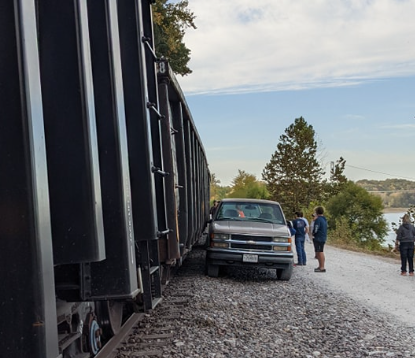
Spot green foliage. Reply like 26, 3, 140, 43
301, 201, 326, 223
152, 0, 196, 75
210, 173, 230, 201
328, 216, 356, 246
262, 117, 325, 214
326, 181, 388, 249
246, 184, 269, 199
228, 170, 269, 199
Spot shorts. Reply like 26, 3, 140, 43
313, 240, 325, 253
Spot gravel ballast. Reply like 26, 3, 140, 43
120, 242, 415, 358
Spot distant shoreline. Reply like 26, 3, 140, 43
382, 207, 407, 214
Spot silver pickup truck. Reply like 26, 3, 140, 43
206, 198, 294, 280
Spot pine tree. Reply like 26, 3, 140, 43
262, 117, 325, 213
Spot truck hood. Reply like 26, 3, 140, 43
212, 220, 290, 237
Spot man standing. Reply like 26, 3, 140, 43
313, 206, 327, 273
300, 213, 311, 244
209, 200, 219, 219
292, 211, 307, 266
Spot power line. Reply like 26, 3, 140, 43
346, 164, 415, 181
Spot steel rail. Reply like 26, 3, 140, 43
94, 312, 145, 358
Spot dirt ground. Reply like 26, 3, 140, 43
298, 243, 415, 328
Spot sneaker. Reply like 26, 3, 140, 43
314, 268, 326, 273
401, 272, 407, 276
409, 272, 414, 276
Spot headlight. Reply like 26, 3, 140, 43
272, 237, 289, 242
212, 233, 230, 240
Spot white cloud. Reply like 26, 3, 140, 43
180, 0, 415, 94
380, 124, 415, 129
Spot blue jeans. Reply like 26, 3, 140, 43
295, 237, 306, 265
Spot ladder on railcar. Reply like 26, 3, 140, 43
138, 239, 163, 311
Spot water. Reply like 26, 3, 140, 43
383, 211, 405, 247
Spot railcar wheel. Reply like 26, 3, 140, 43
95, 301, 124, 340
84, 312, 102, 356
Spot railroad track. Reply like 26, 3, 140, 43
95, 245, 206, 358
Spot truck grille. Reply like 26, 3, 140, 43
231, 234, 273, 242
231, 243, 272, 251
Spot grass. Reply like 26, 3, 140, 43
328, 240, 400, 260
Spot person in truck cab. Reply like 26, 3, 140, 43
236, 205, 245, 218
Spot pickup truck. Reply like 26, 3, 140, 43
206, 198, 294, 280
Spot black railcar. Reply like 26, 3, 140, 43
0, 1, 209, 357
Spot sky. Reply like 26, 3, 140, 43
173, 0, 415, 186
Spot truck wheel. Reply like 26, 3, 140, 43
276, 263, 293, 281
207, 264, 219, 277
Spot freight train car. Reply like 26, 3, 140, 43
0, 1, 209, 357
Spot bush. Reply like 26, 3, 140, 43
326, 181, 388, 249
328, 217, 355, 246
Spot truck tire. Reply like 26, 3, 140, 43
277, 263, 293, 281
207, 264, 220, 277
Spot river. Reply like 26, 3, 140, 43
383, 210, 406, 247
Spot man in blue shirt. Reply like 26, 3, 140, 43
313, 206, 327, 272
292, 211, 308, 266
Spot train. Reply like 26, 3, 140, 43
0, 1, 209, 357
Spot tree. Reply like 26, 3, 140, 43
330, 157, 347, 187
210, 173, 221, 201
228, 170, 269, 199
325, 156, 348, 198
152, 0, 196, 75
262, 117, 325, 214
326, 181, 388, 250
209, 173, 231, 201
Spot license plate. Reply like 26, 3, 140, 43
243, 254, 258, 263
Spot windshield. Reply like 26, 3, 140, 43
215, 201, 285, 225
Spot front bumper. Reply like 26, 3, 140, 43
206, 248, 294, 269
